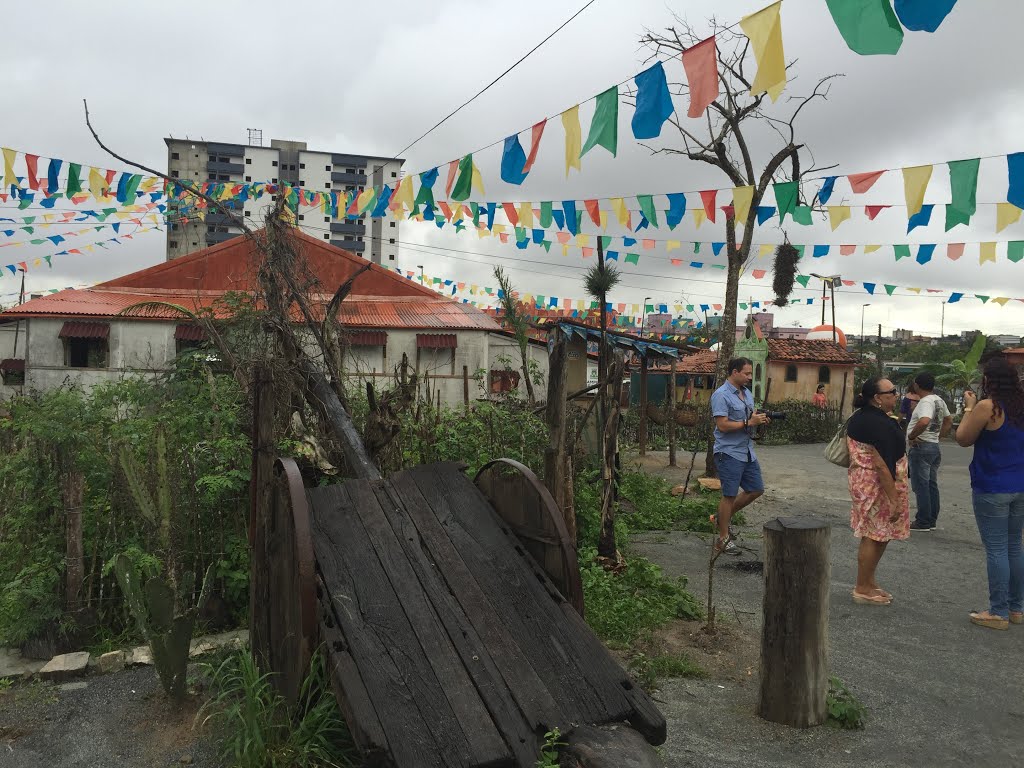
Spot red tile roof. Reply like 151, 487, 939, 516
675, 349, 719, 374
767, 339, 858, 364
1, 230, 500, 332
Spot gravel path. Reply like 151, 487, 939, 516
626, 442, 1024, 768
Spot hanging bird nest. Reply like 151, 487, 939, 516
772, 241, 801, 307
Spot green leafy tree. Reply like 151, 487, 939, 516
493, 266, 536, 404
938, 333, 986, 398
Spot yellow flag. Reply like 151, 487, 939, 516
739, 2, 786, 102
903, 165, 932, 217
980, 242, 996, 264
600, 211, 608, 230
477, 227, 489, 239
470, 284, 478, 295
355, 188, 375, 212
471, 160, 485, 196
392, 175, 415, 211
493, 223, 506, 235
993, 297, 1010, 306
996, 203, 1023, 233
693, 209, 707, 229
611, 198, 630, 227
733, 186, 754, 225
828, 206, 851, 231
392, 206, 407, 221
667, 240, 681, 252
577, 299, 585, 310
2, 147, 17, 187
865, 244, 881, 253
576, 234, 591, 248
561, 105, 582, 176
759, 243, 774, 257
518, 202, 534, 229
561, 245, 570, 257
906, 288, 922, 294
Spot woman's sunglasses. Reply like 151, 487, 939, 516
877, 388, 898, 396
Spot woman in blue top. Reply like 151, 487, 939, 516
955, 356, 1024, 630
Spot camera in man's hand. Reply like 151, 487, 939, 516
756, 409, 787, 421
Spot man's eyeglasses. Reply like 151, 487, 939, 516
877, 388, 897, 395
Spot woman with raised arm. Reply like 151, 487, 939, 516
846, 377, 909, 606
956, 356, 1024, 631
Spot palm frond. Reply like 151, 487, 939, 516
584, 264, 621, 299
117, 301, 197, 320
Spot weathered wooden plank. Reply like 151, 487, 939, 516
342, 481, 513, 766
373, 482, 540, 768
311, 484, 464, 768
402, 464, 633, 723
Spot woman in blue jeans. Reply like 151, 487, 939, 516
955, 356, 1024, 630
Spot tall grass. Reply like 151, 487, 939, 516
199, 649, 359, 768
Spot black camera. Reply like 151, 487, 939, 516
756, 409, 787, 421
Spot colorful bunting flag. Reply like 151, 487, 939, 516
500, 134, 529, 185
903, 165, 932, 217
826, 0, 904, 55
1008, 152, 1024, 209
907, 204, 933, 233
666, 194, 686, 229
699, 190, 717, 223
828, 206, 851, 230
773, 181, 798, 223
894, 0, 958, 33
848, 170, 886, 193
632, 62, 674, 139
996, 203, 1023, 233
682, 37, 720, 118
945, 158, 979, 230
523, 119, 546, 174
561, 106, 582, 176
740, 2, 787, 101
733, 186, 754, 226
581, 86, 619, 158
946, 243, 964, 260
980, 242, 996, 264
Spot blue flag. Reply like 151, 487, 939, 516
916, 244, 936, 265
1008, 153, 1024, 210
666, 193, 686, 229
500, 134, 529, 185
907, 204, 934, 233
818, 176, 837, 205
631, 61, 674, 139
894, 0, 957, 32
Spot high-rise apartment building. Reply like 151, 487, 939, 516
164, 136, 403, 263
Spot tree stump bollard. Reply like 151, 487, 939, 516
758, 517, 830, 728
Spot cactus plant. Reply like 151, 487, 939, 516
114, 425, 211, 701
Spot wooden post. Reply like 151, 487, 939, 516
462, 365, 470, 412
877, 323, 883, 376
668, 359, 677, 467
250, 364, 276, 669
758, 517, 830, 728
544, 332, 574, 542
61, 468, 85, 613
638, 355, 648, 457
838, 371, 848, 419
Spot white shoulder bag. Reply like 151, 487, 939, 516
824, 418, 851, 468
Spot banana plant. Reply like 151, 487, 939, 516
937, 334, 986, 399
114, 425, 211, 701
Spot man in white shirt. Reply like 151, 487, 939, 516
906, 372, 953, 531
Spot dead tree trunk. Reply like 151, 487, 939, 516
544, 332, 574, 542
668, 359, 677, 467
249, 364, 275, 669
758, 517, 830, 728
597, 350, 625, 560
638, 356, 648, 457
62, 469, 85, 613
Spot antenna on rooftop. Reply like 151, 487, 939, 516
247, 128, 263, 147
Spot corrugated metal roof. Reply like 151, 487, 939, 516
416, 333, 458, 348
0, 229, 500, 333
349, 331, 387, 346
175, 324, 207, 342
59, 321, 110, 339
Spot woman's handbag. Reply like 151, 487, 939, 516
824, 418, 851, 468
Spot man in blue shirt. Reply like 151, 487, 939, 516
709, 357, 770, 555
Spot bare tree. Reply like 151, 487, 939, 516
636, 20, 841, 474
493, 266, 536, 404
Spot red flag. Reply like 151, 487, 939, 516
752, 269, 767, 278
523, 119, 546, 173
17, 262, 27, 270
713, 303, 722, 311
848, 170, 885, 193
840, 245, 856, 255
700, 190, 717, 223
445, 160, 458, 198
585, 199, 601, 226
671, 258, 683, 266
502, 202, 519, 226
25, 154, 39, 189
682, 37, 719, 118
438, 201, 453, 221
104, 169, 116, 186
721, 204, 735, 220
864, 205, 889, 220
947, 243, 965, 261
842, 280, 855, 286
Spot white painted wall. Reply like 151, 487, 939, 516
487, 335, 550, 399
243, 146, 281, 227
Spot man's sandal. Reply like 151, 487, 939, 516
969, 611, 1009, 630
1010, 611, 1023, 625
852, 590, 891, 606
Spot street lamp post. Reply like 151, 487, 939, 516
860, 303, 870, 360
811, 273, 841, 343
416, 265, 424, 286
640, 296, 652, 337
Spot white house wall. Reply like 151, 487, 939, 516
486, 336, 551, 399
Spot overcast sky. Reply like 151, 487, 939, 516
5, 0, 1024, 338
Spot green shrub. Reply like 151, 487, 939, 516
629, 651, 706, 690
827, 676, 867, 730
757, 399, 842, 445
580, 549, 703, 649
199, 649, 359, 768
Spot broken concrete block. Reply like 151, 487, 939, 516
38, 651, 90, 681
98, 650, 126, 675
127, 645, 153, 666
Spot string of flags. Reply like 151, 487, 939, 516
827, 0, 958, 56
0, 223, 162, 277
1, 212, 164, 248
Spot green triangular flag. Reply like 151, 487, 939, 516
625, 252, 640, 264
686, 305, 694, 311
542, 241, 552, 253
23, 226, 33, 234
30, 238, 44, 245
884, 285, 897, 296
514, 226, 527, 243
773, 181, 798, 223
451, 154, 474, 201
693, 242, 701, 254
712, 264, 726, 270
24, 216, 34, 224
636, 194, 659, 228
580, 86, 619, 158
600, 235, 612, 251
122, 173, 143, 202
590, 301, 599, 309
1007, 241, 1024, 263
945, 158, 980, 231
894, 244, 911, 261
977, 295, 989, 304
65, 163, 83, 197
795, 275, 811, 288
739, 303, 748, 310
44, 255, 52, 267
825, 0, 903, 56
540, 201, 553, 228
793, 206, 813, 225
793, 244, 806, 258
470, 202, 480, 228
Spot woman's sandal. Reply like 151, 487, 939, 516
969, 611, 1009, 630
1010, 611, 1022, 625
852, 590, 891, 606
872, 588, 893, 601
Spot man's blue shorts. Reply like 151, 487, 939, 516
714, 453, 764, 498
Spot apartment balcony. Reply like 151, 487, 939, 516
330, 239, 365, 253
207, 160, 244, 175
331, 171, 367, 186
329, 222, 366, 236
207, 142, 246, 158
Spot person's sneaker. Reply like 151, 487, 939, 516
715, 537, 741, 556
909, 522, 933, 531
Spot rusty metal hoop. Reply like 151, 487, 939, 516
474, 458, 584, 615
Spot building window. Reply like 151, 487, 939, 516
245, 158, 251, 164
169, 240, 178, 248
272, 160, 278, 167
170, 152, 179, 160
299, 162, 305, 169
389, 238, 395, 244
323, 216, 330, 223
324, 234, 330, 240
785, 364, 798, 382
390, 221, 396, 228
347, 167, 355, 173
391, 171, 397, 178
388, 254, 395, 261
300, 180, 305, 187
356, 236, 363, 242
325, 165, 331, 171
64, 338, 108, 368
755, 363, 762, 380
245, 175, 251, 182
170, 170, 179, 178
325, 183, 331, 189
244, 210, 251, 217
271, 178, 277, 184
298, 214, 304, 221
818, 365, 831, 384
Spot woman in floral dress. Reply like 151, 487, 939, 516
846, 377, 909, 605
